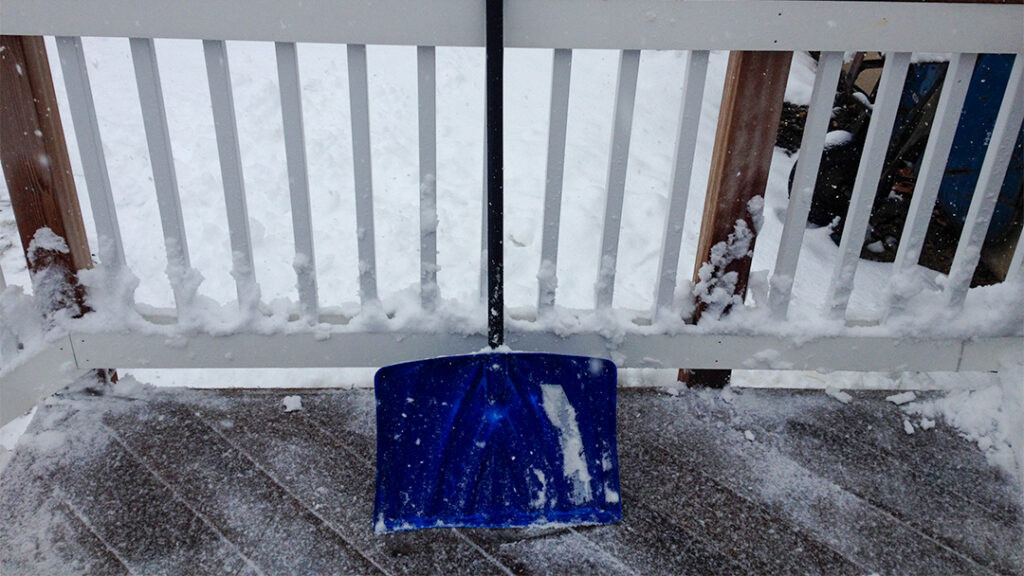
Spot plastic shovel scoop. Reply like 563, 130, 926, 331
374, 353, 620, 532
372, 0, 621, 533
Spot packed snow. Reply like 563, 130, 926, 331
0, 41, 1020, 477
824, 386, 853, 404
281, 395, 303, 413
886, 391, 918, 406
540, 383, 593, 505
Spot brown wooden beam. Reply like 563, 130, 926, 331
684, 51, 792, 388
1, 35, 92, 316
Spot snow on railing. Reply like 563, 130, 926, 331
0, 0, 1021, 388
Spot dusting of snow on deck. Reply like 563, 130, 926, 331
540, 384, 593, 504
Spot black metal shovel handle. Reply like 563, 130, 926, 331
486, 0, 504, 348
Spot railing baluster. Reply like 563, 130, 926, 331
418, 45, 438, 311
595, 49, 640, 310
130, 37, 198, 315
55, 36, 126, 270
276, 41, 319, 322
887, 52, 977, 312
0, 263, 14, 361
768, 50, 843, 319
653, 50, 709, 318
1007, 232, 1023, 285
537, 48, 573, 313
945, 55, 1024, 309
480, 123, 488, 303
203, 39, 260, 313
347, 43, 378, 305
825, 51, 910, 318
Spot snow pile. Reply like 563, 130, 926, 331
282, 395, 303, 412
541, 384, 593, 505
824, 387, 852, 404
886, 391, 917, 405
903, 359, 1024, 479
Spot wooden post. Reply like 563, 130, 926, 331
685, 51, 792, 388
0, 35, 92, 317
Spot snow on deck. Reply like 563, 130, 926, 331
1, 382, 1021, 575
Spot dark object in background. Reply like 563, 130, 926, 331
782, 53, 1023, 284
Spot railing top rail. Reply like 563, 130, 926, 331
2, 0, 1022, 53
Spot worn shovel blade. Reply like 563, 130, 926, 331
373, 352, 621, 533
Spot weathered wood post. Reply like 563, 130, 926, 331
1, 35, 93, 318
684, 51, 792, 388
1, 35, 119, 385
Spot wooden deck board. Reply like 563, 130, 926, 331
193, 392, 507, 576
617, 389, 1018, 576
105, 402, 383, 575
1, 385, 1021, 575
576, 500, 750, 576
804, 394, 1023, 524
616, 444, 861, 575
776, 417, 1019, 574
64, 438, 252, 575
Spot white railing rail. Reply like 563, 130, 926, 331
1, 0, 1022, 423
3, 0, 1021, 53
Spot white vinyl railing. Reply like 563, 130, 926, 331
1, 1, 1022, 422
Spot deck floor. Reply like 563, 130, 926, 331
1, 383, 1021, 575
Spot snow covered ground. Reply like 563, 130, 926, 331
0, 41, 1020, 478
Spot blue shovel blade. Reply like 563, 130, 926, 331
373, 352, 621, 533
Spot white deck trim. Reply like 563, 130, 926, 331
0, 336, 83, 425
66, 331, 1020, 373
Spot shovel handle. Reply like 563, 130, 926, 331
486, 0, 504, 348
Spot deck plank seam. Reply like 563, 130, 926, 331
191, 411, 393, 576
637, 454, 871, 574
301, 397, 747, 575
449, 528, 517, 576
772, 419, 1017, 573
622, 391, 1008, 574
566, 526, 642, 576
618, 419, 865, 574
702, 420, 1006, 575
791, 470, 1009, 575
619, 414, 981, 575
618, 487, 763, 575
58, 495, 138, 576
305, 416, 374, 468
203, 397, 522, 576
102, 423, 267, 576
298, 406, 523, 576
840, 399, 1024, 505
3, 390, 1018, 575
794, 414, 1020, 523
301, 391, 847, 575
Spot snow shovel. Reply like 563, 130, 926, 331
372, 0, 621, 533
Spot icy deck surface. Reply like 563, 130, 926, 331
1, 385, 1021, 575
